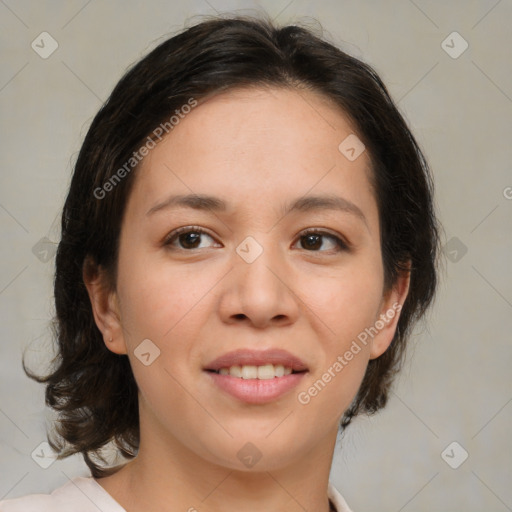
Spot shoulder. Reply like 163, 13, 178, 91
0, 476, 125, 512
0, 491, 54, 512
328, 481, 354, 512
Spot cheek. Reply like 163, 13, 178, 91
116, 245, 212, 342
297, 257, 385, 346
115, 251, 212, 430
290, 260, 383, 412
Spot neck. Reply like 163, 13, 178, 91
96, 413, 339, 512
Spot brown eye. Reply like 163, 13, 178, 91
177, 231, 202, 249
296, 230, 348, 252
164, 227, 219, 250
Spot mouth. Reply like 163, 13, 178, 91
203, 349, 308, 404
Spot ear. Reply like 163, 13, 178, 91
369, 263, 411, 360
82, 256, 127, 355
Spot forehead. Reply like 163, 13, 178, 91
155, 86, 365, 170
125, 86, 378, 230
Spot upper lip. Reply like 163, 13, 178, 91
204, 349, 308, 372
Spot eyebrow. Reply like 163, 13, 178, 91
146, 193, 368, 227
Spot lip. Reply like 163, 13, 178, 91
204, 348, 308, 372
206, 371, 306, 404
203, 349, 308, 405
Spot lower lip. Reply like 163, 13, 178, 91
205, 371, 306, 404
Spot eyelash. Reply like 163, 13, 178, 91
163, 226, 349, 253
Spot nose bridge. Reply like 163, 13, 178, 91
235, 233, 283, 295
220, 232, 299, 326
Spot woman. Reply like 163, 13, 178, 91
0, 14, 440, 512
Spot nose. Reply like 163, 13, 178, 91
218, 238, 301, 329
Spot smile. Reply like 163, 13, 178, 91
211, 364, 299, 379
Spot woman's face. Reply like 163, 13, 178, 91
98, 86, 407, 471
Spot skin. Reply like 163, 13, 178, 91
84, 86, 410, 512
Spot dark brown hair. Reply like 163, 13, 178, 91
25, 13, 441, 478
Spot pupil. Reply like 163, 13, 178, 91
181, 232, 200, 248
304, 234, 321, 250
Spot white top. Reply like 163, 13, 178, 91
0, 476, 353, 512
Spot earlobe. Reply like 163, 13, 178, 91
369, 264, 411, 360
82, 257, 127, 355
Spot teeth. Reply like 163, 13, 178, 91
217, 364, 294, 379
242, 365, 258, 379
258, 364, 275, 380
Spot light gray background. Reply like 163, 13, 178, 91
1, 1, 511, 511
